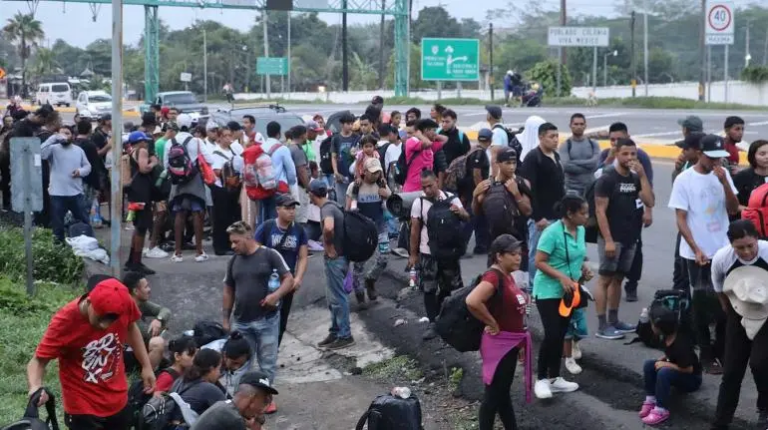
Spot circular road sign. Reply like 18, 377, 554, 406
0, 68, 6, 80
708, 4, 732, 32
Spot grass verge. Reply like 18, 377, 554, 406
363, 355, 423, 382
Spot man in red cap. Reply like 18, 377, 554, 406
26, 276, 156, 429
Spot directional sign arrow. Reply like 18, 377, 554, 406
445, 45, 454, 54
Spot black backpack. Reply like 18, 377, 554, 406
424, 196, 466, 260
394, 147, 421, 186
355, 393, 424, 430
193, 320, 227, 347
1, 388, 59, 430
127, 368, 181, 429
319, 134, 336, 175
482, 182, 521, 239
342, 208, 379, 263
435, 269, 503, 352
493, 124, 523, 155
628, 290, 690, 349
140, 379, 198, 430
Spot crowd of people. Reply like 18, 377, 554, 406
4, 95, 768, 430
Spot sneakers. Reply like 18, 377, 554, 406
264, 401, 277, 414
317, 334, 337, 348
534, 379, 553, 399
639, 401, 655, 418
195, 252, 209, 262
124, 262, 155, 276
549, 377, 579, 393
138, 263, 156, 276
596, 326, 625, 340
325, 336, 355, 350
170, 254, 183, 263
422, 323, 438, 341
572, 340, 583, 360
145, 247, 169, 259
614, 320, 637, 334
365, 279, 378, 301
625, 289, 638, 302
641, 407, 670, 426
565, 357, 582, 375
391, 247, 409, 258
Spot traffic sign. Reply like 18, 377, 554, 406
257, 57, 289, 76
705, 1, 734, 45
421, 38, 480, 81
548, 27, 610, 47
179, 72, 192, 82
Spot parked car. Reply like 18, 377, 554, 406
35, 82, 72, 107
148, 91, 209, 123
208, 104, 304, 140
76, 91, 113, 119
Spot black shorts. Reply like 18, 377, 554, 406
65, 408, 130, 430
133, 206, 153, 235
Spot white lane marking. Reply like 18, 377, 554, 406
585, 112, 626, 120
748, 120, 768, 127
463, 111, 489, 117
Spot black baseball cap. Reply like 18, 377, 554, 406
485, 105, 503, 120
309, 179, 328, 196
478, 128, 493, 142
496, 147, 517, 163
276, 194, 300, 207
239, 371, 279, 395
700, 134, 730, 159
227, 120, 242, 131
490, 234, 522, 255
675, 132, 705, 150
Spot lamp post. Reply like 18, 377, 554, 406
603, 50, 617, 87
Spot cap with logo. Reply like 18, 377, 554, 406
364, 157, 383, 173
239, 371, 279, 395
128, 131, 150, 144
700, 134, 730, 159
496, 147, 518, 163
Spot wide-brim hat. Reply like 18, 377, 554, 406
723, 266, 768, 321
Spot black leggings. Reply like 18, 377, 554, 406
537, 298, 571, 380
479, 347, 519, 430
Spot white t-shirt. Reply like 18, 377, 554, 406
711, 240, 768, 292
410, 191, 463, 255
668, 168, 738, 259
211, 144, 237, 188
384, 142, 402, 174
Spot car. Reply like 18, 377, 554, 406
76, 91, 113, 119
207, 104, 304, 140
150, 91, 209, 123
35, 82, 72, 107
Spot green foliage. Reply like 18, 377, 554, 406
0, 227, 84, 285
741, 66, 768, 84
363, 355, 423, 381
526, 61, 572, 98
448, 366, 463, 392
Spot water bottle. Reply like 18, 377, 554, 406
268, 269, 281, 308
391, 386, 412, 399
639, 307, 649, 324
409, 267, 418, 288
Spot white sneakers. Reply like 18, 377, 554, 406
194, 252, 209, 262
572, 340, 583, 360
565, 357, 583, 375
535, 377, 580, 400
145, 247, 169, 259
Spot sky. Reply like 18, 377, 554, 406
1, 0, 621, 48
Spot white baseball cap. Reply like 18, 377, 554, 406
177, 113, 193, 130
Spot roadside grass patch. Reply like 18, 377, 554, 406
363, 355, 423, 382
0, 227, 84, 285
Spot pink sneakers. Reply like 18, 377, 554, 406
642, 407, 670, 426
639, 401, 655, 418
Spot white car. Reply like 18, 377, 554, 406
36, 82, 73, 107
76, 91, 113, 119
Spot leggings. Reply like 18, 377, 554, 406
479, 347, 519, 430
536, 298, 572, 380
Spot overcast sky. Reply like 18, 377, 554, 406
1, 0, 625, 48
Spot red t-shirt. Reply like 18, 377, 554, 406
35, 298, 141, 417
155, 370, 177, 393
725, 142, 740, 165
482, 270, 528, 333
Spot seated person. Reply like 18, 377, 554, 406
124, 271, 172, 370
191, 370, 278, 430
155, 335, 198, 394
219, 332, 253, 397
171, 349, 228, 426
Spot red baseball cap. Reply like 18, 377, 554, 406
87, 278, 133, 317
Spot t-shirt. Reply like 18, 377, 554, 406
75, 137, 105, 189
595, 168, 643, 245
384, 142, 402, 177
211, 145, 237, 188
255, 220, 308, 272
154, 137, 168, 165
664, 334, 702, 375
533, 220, 586, 300
347, 181, 388, 225
92, 128, 109, 151
332, 133, 360, 179
668, 167, 738, 259
732, 167, 768, 207
482, 269, 527, 333
155, 369, 179, 393
172, 379, 227, 418
410, 191, 463, 255
35, 296, 141, 416
403, 137, 440, 193
491, 125, 509, 147
711, 240, 768, 292
321, 201, 346, 256
224, 247, 291, 323
190, 400, 247, 430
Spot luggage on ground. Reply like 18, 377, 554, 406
355, 393, 424, 430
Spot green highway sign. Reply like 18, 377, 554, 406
257, 57, 290, 76
421, 38, 480, 81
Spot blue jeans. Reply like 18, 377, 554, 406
233, 313, 280, 383
643, 359, 702, 408
334, 177, 350, 205
260, 195, 278, 224
50, 194, 89, 242
324, 256, 351, 339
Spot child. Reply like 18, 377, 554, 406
352, 135, 381, 194
639, 302, 702, 426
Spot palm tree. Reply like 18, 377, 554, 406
34, 47, 59, 76
3, 12, 44, 98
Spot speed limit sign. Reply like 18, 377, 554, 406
705, 1, 734, 45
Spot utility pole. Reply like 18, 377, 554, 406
342, 0, 349, 91
643, 7, 649, 96
110, 0, 123, 277
287, 12, 291, 93
763, 24, 768, 65
630, 11, 636, 97
203, 27, 207, 102
379, 0, 386, 89
745, 19, 752, 68
560, 0, 567, 65
262, 9, 271, 98
698, 0, 706, 101
489, 23, 494, 101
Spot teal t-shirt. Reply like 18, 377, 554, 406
154, 137, 168, 164
533, 220, 587, 300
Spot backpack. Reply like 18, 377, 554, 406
493, 124, 520, 150
482, 181, 521, 238
423, 195, 466, 260
394, 146, 422, 187
214, 150, 241, 192
193, 320, 227, 347
583, 179, 598, 244
140, 379, 197, 430
443, 147, 483, 192
435, 269, 503, 352
628, 290, 690, 350
341, 205, 379, 263
319, 134, 335, 175
354, 393, 424, 430
167, 136, 198, 185
0, 388, 59, 430
376, 142, 391, 168
242, 142, 283, 201
741, 183, 768, 239
127, 368, 181, 429
566, 137, 597, 158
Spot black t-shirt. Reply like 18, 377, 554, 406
459, 149, 489, 203
595, 168, 642, 245
733, 167, 768, 207
664, 334, 702, 375
439, 128, 470, 166
92, 128, 109, 151
75, 137, 105, 188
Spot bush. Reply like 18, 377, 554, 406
0, 227, 84, 285
741, 66, 768, 84
526, 60, 572, 98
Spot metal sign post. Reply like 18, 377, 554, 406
704, 1, 734, 104
592, 47, 598, 94
111, 0, 124, 278
556, 47, 562, 98
725, 44, 729, 104
10, 137, 43, 296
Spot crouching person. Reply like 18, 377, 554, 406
191, 371, 278, 430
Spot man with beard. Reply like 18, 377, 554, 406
723, 116, 744, 173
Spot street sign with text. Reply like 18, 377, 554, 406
548, 27, 610, 47
179, 72, 192, 82
421, 38, 480, 81
257, 57, 289, 76
705, 1, 734, 45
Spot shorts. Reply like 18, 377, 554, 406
418, 253, 463, 295
685, 259, 714, 292
65, 409, 131, 430
172, 196, 205, 213
597, 236, 636, 276
564, 307, 589, 340
133, 206, 153, 235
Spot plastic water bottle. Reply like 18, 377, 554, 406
409, 268, 418, 288
639, 307, 649, 324
268, 269, 281, 308
391, 387, 412, 399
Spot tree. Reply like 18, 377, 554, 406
3, 12, 44, 97
526, 60, 572, 97
33, 47, 60, 76
411, 6, 462, 44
